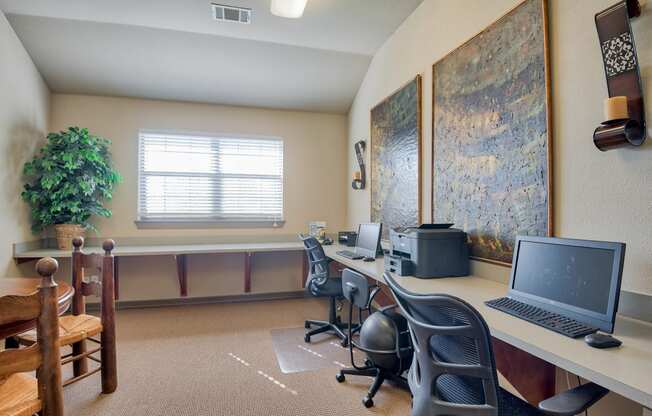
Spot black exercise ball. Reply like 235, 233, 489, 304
359, 309, 412, 373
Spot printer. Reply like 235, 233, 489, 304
385, 224, 469, 278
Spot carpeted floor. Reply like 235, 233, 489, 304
63, 298, 411, 415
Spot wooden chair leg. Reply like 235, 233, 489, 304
100, 330, 117, 394
101, 240, 118, 394
72, 340, 88, 377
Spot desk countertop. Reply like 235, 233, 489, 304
323, 244, 652, 409
14, 241, 305, 259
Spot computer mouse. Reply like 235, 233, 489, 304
363, 257, 375, 262
584, 333, 622, 349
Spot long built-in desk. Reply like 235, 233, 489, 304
14, 241, 306, 299
323, 244, 652, 412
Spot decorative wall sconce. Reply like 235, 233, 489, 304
351, 140, 366, 190
593, 0, 646, 151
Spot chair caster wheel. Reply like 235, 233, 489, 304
304, 334, 311, 343
304, 322, 311, 329
340, 339, 348, 348
362, 396, 374, 408
335, 373, 345, 383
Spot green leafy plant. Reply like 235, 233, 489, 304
22, 127, 122, 233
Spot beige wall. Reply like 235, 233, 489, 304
347, 0, 652, 292
347, 0, 651, 413
48, 94, 347, 300
50, 94, 348, 238
0, 11, 50, 276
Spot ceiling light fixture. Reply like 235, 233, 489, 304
270, 0, 308, 18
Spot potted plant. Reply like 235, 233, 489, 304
22, 127, 121, 250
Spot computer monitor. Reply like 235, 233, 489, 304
508, 235, 625, 333
355, 223, 382, 258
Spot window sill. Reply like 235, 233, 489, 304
134, 219, 286, 229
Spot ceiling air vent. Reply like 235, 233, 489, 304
212, 3, 251, 24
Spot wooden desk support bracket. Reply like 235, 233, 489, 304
244, 252, 253, 293
175, 255, 188, 297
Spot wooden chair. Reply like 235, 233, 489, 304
0, 257, 64, 416
18, 237, 117, 394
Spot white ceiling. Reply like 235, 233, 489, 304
0, 0, 424, 113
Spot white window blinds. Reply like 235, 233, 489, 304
138, 131, 284, 223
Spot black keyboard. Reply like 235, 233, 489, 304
336, 250, 363, 260
485, 297, 597, 338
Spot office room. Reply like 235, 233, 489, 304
0, 0, 651, 415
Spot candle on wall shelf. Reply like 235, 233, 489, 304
593, 0, 646, 151
351, 140, 366, 190
603, 96, 629, 122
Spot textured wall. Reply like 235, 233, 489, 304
0, 10, 50, 277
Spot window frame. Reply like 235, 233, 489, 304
135, 129, 285, 229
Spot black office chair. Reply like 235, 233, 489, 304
336, 269, 412, 408
383, 272, 609, 416
299, 234, 349, 345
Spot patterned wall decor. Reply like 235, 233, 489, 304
432, 0, 552, 265
602, 32, 637, 77
593, 1, 646, 150
370, 75, 422, 240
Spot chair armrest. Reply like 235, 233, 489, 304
377, 304, 399, 313
537, 382, 609, 416
366, 286, 382, 308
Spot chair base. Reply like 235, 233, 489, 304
304, 295, 360, 346
336, 366, 408, 408
304, 319, 359, 346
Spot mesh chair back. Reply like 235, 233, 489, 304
341, 268, 371, 309
299, 235, 330, 289
384, 272, 500, 416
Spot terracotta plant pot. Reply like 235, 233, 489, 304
54, 224, 86, 250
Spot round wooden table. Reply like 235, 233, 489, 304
0, 278, 74, 339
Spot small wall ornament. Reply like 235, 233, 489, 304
351, 140, 366, 190
593, 0, 647, 150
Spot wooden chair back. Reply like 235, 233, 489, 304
0, 257, 64, 416
71, 236, 118, 393
71, 237, 115, 316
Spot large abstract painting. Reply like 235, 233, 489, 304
432, 0, 552, 265
371, 75, 422, 240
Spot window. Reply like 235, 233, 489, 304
137, 131, 284, 225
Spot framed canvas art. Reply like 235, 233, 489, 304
432, 0, 552, 265
371, 75, 422, 240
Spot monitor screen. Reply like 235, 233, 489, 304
355, 223, 382, 258
513, 241, 614, 314
509, 236, 625, 332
